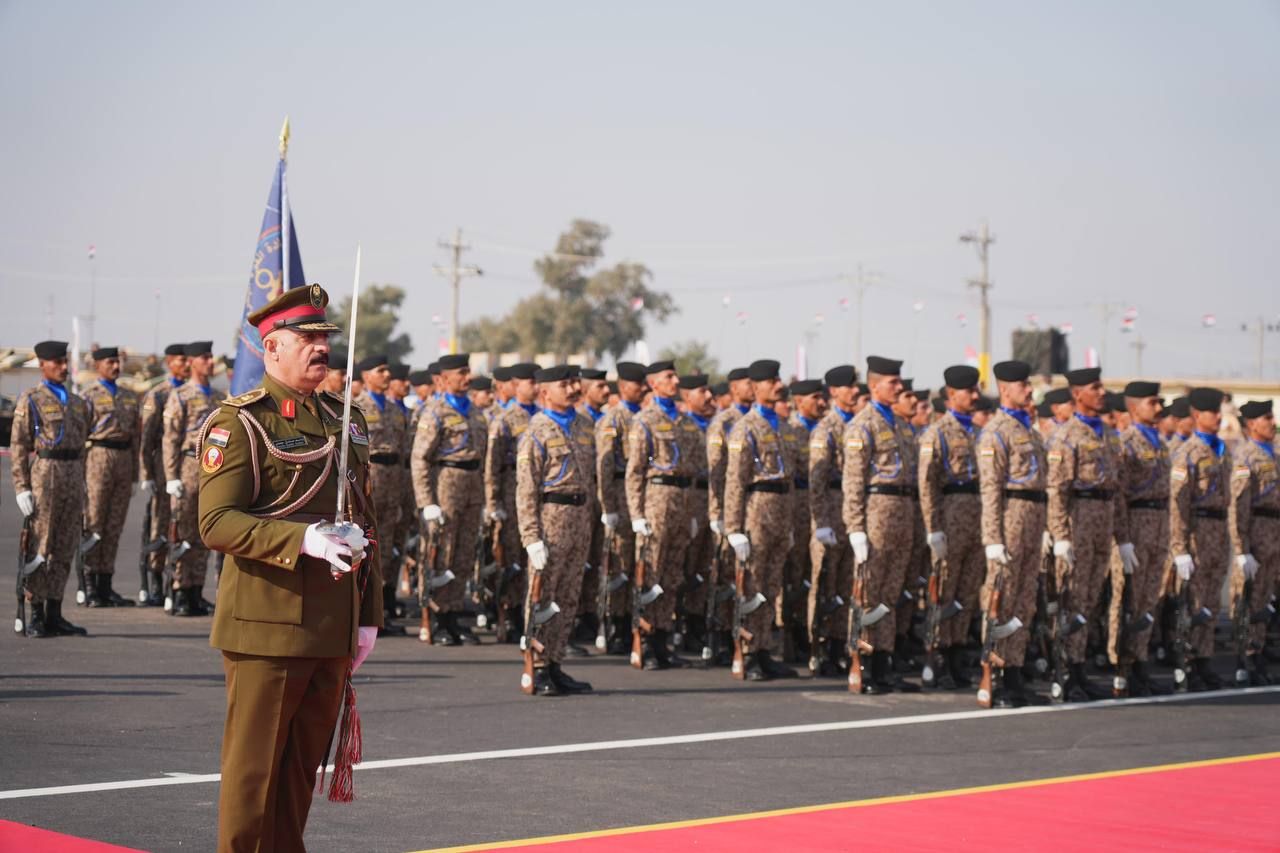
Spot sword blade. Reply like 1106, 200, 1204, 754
333, 244, 361, 522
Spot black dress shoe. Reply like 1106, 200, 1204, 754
45, 600, 88, 636
549, 663, 593, 694
23, 602, 48, 638
532, 667, 562, 696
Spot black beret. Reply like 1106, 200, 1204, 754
776, 386, 790, 401
328, 349, 348, 370
580, 368, 607, 380
408, 370, 432, 386
679, 374, 709, 390
1168, 397, 1191, 419
34, 340, 68, 360
900, 378, 914, 392
1044, 387, 1072, 406
1106, 392, 1127, 413
184, 341, 213, 357
992, 361, 1030, 382
932, 397, 947, 414
747, 359, 781, 381
607, 381, 619, 394
824, 365, 857, 388
943, 365, 980, 390
790, 379, 824, 396
427, 362, 441, 376
437, 353, 470, 371
565, 364, 581, 379
1065, 367, 1102, 386
1239, 400, 1273, 420
857, 383, 870, 396
616, 362, 646, 383
492, 366, 513, 382
1124, 381, 1161, 398
388, 364, 410, 381
164, 343, 187, 357
356, 354, 388, 373
510, 362, 540, 380
727, 367, 751, 382
470, 375, 493, 391
92, 347, 119, 360
711, 381, 729, 396
535, 364, 573, 383
1189, 387, 1224, 412
645, 360, 675, 375
866, 355, 902, 377
973, 396, 995, 412
1037, 402, 1054, 418
914, 388, 931, 400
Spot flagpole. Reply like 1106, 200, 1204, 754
279, 116, 291, 293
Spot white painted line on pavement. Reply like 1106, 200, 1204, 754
1, 684, 1276, 801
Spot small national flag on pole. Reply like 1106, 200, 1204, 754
1202, 314, 1217, 328
963, 345, 978, 367
956, 312, 967, 327
1085, 347, 1099, 368
87, 244, 96, 260
231, 118, 306, 396
1060, 322, 1073, 335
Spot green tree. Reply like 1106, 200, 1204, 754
657, 340, 719, 379
327, 284, 413, 363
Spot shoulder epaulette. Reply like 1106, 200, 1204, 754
319, 389, 345, 405
221, 388, 269, 408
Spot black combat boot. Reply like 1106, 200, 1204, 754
948, 645, 973, 688
992, 668, 1014, 708
864, 650, 894, 694
1193, 657, 1223, 690
454, 613, 480, 646
549, 662, 593, 694
655, 630, 689, 669
1065, 663, 1095, 702
1250, 656, 1271, 686
433, 613, 461, 646
171, 588, 193, 617
102, 575, 135, 607
190, 585, 213, 616
531, 666, 562, 696
641, 635, 661, 671
46, 600, 88, 636
758, 650, 797, 679
743, 653, 767, 681
24, 602, 48, 638
1003, 667, 1028, 707
84, 575, 111, 607
141, 572, 165, 607
606, 617, 628, 655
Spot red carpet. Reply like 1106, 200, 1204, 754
0, 820, 144, 852
430, 753, 1280, 852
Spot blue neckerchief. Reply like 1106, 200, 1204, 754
369, 391, 387, 412
444, 392, 471, 418
542, 406, 576, 436
799, 415, 819, 432
735, 403, 750, 416
98, 379, 118, 396
654, 395, 679, 421
1195, 431, 1224, 458
1136, 423, 1162, 450
585, 404, 604, 423
519, 402, 539, 416
395, 398, 409, 414
834, 405, 854, 424
1001, 406, 1032, 430
500, 398, 513, 409
1074, 412, 1104, 438
871, 401, 895, 425
168, 376, 183, 388
197, 383, 212, 397
42, 380, 68, 405
949, 410, 974, 434
1254, 439, 1276, 460
622, 400, 642, 414
753, 403, 779, 431
689, 412, 710, 431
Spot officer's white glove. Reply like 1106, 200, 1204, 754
302, 522, 365, 575
139, 480, 156, 496
1053, 539, 1075, 566
1041, 530, 1054, 557
727, 532, 750, 562
709, 518, 725, 537
601, 512, 618, 530
632, 518, 652, 537
1174, 553, 1195, 581
985, 543, 1010, 564
165, 479, 184, 499
526, 540, 548, 572
815, 527, 838, 546
352, 626, 377, 673
849, 531, 869, 564
927, 531, 948, 561
1236, 553, 1259, 581
15, 491, 35, 518
485, 507, 507, 523
1118, 542, 1139, 576
421, 505, 443, 524
690, 517, 699, 538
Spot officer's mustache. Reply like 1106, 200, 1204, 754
309, 353, 330, 367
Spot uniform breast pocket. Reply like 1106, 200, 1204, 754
441, 424, 470, 454
652, 433, 680, 467
543, 446, 575, 487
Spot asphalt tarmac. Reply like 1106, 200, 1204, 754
0, 469, 1277, 853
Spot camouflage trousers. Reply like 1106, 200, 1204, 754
174, 457, 209, 588
578, 501, 604, 618
858, 494, 915, 651
740, 491, 789, 653
808, 537, 852, 644
396, 463, 416, 564
937, 494, 985, 649
534, 502, 592, 663
783, 488, 811, 631
433, 468, 483, 614
980, 501, 1046, 668
494, 487, 526, 611
84, 445, 133, 575
1229, 518, 1278, 652
144, 479, 170, 573
1186, 517, 1230, 659
368, 460, 402, 602
899, 507, 928, 637
638, 483, 693, 632
601, 524, 634, 620
1107, 506, 1168, 664
24, 457, 85, 603
1054, 498, 1114, 663
682, 489, 713, 620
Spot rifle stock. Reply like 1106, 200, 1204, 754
1233, 578, 1253, 686
921, 556, 944, 685
138, 494, 153, 603
15, 516, 34, 634
418, 518, 440, 644
977, 576, 1006, 709
630, 537, 651, 669
846, 561, 873, 693
730, 553, 752, 680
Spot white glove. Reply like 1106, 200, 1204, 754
526, 540, 548, 572
352, 626, 377, 673
926, 531, 948, 561
815, 527, 838, 546
632, 518, 652, 537
1053, 539, 1075, 566
1174, 553, 1195, 581
728, 532, 750, 562
690, 517, 699, 538
1041, 530, 1054, 557
165, 479, 184, 498
1118, 542, 1139, 576
709, 518, 725, 537
140, 480, 156, 496
985, 543, 1010, 564
421, 505, 443, 524
15, 491, 35, 517
601, 512, 618, 529
485, 507, 507, 523
849, 531, 869, 564
301, 522, 366, 575
1236, 553, 1259, 581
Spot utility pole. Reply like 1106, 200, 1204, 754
839, 264, 879, 366
433, 227, 482, 355
87, 244, 97, 345
960, 223, 995, 388
1130, 335, 1146, 376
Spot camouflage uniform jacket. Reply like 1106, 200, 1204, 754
515, 411, 597, 546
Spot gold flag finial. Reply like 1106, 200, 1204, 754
279, 116, 291, 160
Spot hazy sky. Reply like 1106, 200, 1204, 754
2, 1, 1278, 383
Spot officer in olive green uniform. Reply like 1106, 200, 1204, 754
201, 285, 381, 853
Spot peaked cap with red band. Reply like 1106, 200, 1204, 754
247, 284, 342, 339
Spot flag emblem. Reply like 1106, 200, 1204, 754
201, 446, 225, 474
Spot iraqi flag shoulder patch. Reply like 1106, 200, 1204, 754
207, 427, 231, 448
